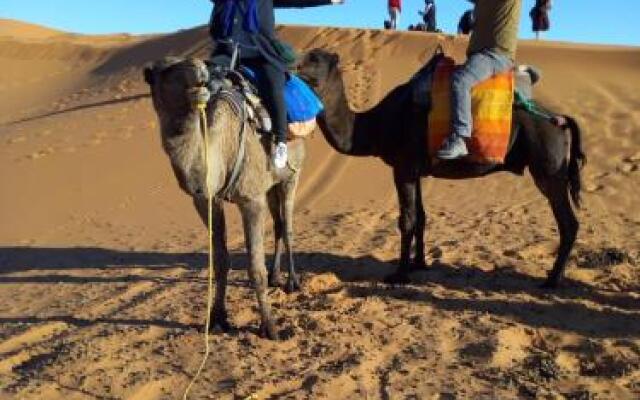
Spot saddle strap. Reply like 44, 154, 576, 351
214, 89, 249, 201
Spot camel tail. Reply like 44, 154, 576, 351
564, 115, 587, 208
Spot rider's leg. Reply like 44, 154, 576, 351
437, 50, 513, 160
245, 58, 289, 168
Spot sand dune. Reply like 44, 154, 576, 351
0, 19, 64, 40
1, 20, 639, 399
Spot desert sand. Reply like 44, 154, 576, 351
0, 18, 639, 399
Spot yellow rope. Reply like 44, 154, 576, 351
182, 102, 215, 400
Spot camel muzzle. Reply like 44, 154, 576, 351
188, 86, 211, 109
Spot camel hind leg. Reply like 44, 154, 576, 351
532, 174, 579, 288
240, 198, 278, 340
266, 176, 300, 292
267, 187, 284, 287
526, 113, 583, 288
281, 176, 301, 293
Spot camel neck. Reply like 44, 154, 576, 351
159, 106, 234, 197
204, 101, 242, 196
317, 73, 362, 155
317, 71, 396, 157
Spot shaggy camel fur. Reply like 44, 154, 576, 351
145, 57, 306, 339
297, 49, 586, 288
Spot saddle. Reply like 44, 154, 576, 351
208, 64, 323, 141
411, 51, 543, 164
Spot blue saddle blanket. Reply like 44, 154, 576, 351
241, 67, 324, 123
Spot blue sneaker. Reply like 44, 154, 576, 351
436, 135, 469, 160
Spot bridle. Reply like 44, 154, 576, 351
189, 67, 249, 201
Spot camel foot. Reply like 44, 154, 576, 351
259, 321, 279, 340
209, 316, 232, 334
411, 259, 428, 271
268, 272, 285, 288
540, 277, 560, 290
384, 272, 412, 285
284, 275, 301, 294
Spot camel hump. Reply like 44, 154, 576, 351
515, 64, 542, 100
410, 52, 447, 108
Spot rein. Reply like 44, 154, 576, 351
212, 88, 249, 201
181, 82, 248, 400
187, 84, 249, 201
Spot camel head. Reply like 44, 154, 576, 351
144, 57, 212, 198
297, 49, 341, 95
144, 57, 210, 118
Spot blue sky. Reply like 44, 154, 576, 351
2, 0, 638, 46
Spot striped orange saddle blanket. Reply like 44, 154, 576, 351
428, 57, 515, 164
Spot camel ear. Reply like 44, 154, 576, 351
330, 53, 340, 67
143, 65, 155, 85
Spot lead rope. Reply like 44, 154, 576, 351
182, 99, 215, 400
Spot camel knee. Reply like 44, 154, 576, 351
416, 208, 426, 227
283, 227, 294, 242
249, 264, 269, 290
398, 212, 418, 234
565, 218, 579, 243
273, 221, 284, 238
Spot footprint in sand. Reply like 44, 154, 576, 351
584, 171, 610, 193
584, 181, 605, 193
28, 147, 54, 160
7, 136, 26, 144
343, 62, 381, 111
618, 152, 640, 174
618, 161, 638, 174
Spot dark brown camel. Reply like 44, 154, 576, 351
297, 49, 586, 288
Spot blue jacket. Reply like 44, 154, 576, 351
209, 0, 332, 68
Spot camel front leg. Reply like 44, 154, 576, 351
239, 198, 278, 340
385, 168, 419, 284
193, 198, 231, 332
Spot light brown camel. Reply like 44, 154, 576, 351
297, 49, 586, 288
144, 57, 306, 339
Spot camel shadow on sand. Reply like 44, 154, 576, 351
5, 93, 149, 126
343, 260, 640, 339
0, 246, 637, 338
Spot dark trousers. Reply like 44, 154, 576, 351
423, 10, 436, 32
211, 53, 288, 144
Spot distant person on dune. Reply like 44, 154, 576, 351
418, 0, 437, 32
208, 0, 344, 169
387, 0, 402, 30
457, 0, 476, 35
437, 0, 522, 160
530, 0, 551, 40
